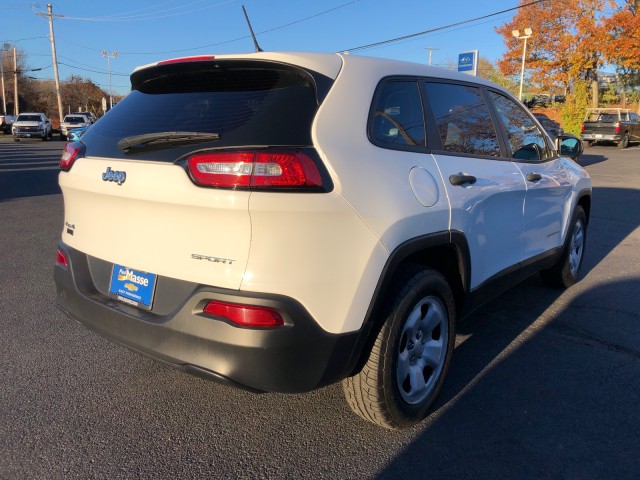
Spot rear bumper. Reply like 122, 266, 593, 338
54, 242, 360, 393
582, 133, 620, 142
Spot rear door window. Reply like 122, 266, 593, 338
423, 82, 501, 158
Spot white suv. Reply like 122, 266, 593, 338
12, 112, 52, 141
54, 52, 591, 429
60, 113, 93, 141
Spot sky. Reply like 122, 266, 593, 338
2, 0, 521, 96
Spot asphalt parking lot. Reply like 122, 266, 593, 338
1, 135, 639, 478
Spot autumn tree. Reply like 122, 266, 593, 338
496, 0, 614, 107
1, 46, 33, 115
602, 0, 640, 107
61, 75, 106, 116
477, 57, 519, 92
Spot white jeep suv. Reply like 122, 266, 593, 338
54, 52, 591, 429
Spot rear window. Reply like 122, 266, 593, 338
17, 115, 42, 122
65, 116, 86, 123
81, 60, 329, 161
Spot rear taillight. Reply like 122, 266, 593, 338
187, 150, 323, 189
580, 123, 585, 133
56, 249, 68, 267
60, 142, 85, 171
203, 300, 284, 328
614, 122, 621, 134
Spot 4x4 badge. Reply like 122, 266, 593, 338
102, 167, 126, 185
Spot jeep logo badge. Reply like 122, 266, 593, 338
102, 167, 126, 185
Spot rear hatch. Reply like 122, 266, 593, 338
59, 56, 334, 290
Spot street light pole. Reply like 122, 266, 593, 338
512, 28, 533, 101
101, 50, 118, 110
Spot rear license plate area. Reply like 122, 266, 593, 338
109, 264, 157, 310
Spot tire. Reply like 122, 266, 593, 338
541, 206, 587, 288
41, 133, 48, 141
617, 132, 629, 149
13, 137, 19, 142
343, 268, 456, 429
60, 134, 67, 141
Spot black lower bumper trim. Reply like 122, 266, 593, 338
54, 242, 360, 393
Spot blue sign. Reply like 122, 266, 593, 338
458, 50, 478, 75
109, 265, 157, 309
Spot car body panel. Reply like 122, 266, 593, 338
59, 157, 252, 290
515, 159, 574, 260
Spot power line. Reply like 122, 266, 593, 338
52, 0, 238, 22
59, 56, 129, 75
56, 0, 362, 55
81, 0, 199, 20
0, 36, 49, 43
342, 0, 548, 53
58, 62, 129, 76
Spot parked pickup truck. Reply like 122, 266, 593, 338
581, 108, 640, 148
0, 114, 16, 134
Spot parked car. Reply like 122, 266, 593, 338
66, 126, 89, 141
0, 114, 16, 134
60, 113, 93, 140
55, 52, 591, 429
533, 113, 564, 140
526, 94, 552, 108
553, 95, 566, 104
76, 111, 98, 124
581, 108, 640, 148
12, 112, 52, 141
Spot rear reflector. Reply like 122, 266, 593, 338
187, 150, 323, 189
56, 249, 68, 267
60, 142, 86, 171
158, 56, 216, 65
203, 300, 284, 328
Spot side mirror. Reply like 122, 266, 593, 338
556, 134, 583, 160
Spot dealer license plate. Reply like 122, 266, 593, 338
109, 264, 157, 310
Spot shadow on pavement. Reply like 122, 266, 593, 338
0, 140, 62, 201
377, 277, 639, 479
575, 151, 607, 167
376, 185, 639, 478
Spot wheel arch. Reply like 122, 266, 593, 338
577, 189, 591, 225
346, 231, 471, 376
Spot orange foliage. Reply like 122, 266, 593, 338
602, 0, 640, 71
496, 0, 620, 89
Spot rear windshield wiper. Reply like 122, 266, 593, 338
117, 131, 220, 151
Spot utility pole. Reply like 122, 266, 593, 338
0, 44, 8, 114
37, 4, 64, 124
425, 47, 439, 66
13, 46, 18, 115
101, 51, 118, 110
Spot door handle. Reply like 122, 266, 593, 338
526, 173, 542, 182
449, 173, 477, 186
